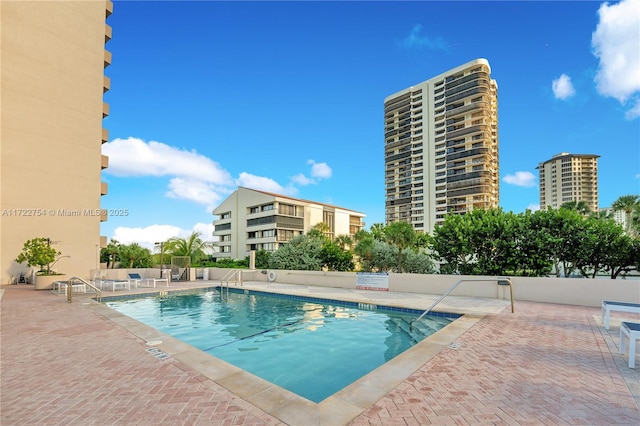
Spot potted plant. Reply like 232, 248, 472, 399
15, 237, 66, 290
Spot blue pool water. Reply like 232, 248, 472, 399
106, 288, 457, 402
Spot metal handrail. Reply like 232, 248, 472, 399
220, 269, 242, 289
66, 276, 102, 303
411, 277, 514, 328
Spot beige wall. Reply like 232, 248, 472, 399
0, 1, 110, 283
203, 269, 640, 308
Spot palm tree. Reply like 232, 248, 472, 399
105, 238, 120, 269
560, 200, 590, 215
163, 232, 211, 265
354, 230, 375, 271
384, 221, 415, 273
369, 223, 386, 241
612, 194, 640, 236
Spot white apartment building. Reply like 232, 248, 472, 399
384, 58, 499, 233
537, 152, 599, 212
212, 187, 366, 260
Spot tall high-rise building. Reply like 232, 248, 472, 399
384, 59, 499, 233
536, 152, 599, 212
0, 1, 112, 284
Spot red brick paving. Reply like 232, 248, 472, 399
2, 285, 639, 425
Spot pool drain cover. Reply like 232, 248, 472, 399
146, 347, 171, 361
447, 342, 462, 350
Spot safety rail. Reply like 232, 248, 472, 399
220, 269, 242, 290
411, 277, 514, 329
66, 276, 102, 303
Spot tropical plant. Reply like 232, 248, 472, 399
118, 243, 153, 268
320, 239, 354, 271
268, 234, 323, 270
612, 194, 640, 236
560, 200, 591, 215
163, 232, 211, 266
101, 238, 120, 268
354, 230, 375, 271
384, 221, 416, 273
15, 237, 62, 275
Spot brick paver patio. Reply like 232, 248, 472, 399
1, 284, 638, 425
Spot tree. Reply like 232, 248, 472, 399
254, 249, 271, 269
320, 240, 354, 271
432, 214, 478, 274
15, 237, 61, 275
354, 230, 375, 271
101, 238, 120, 268
163, 232, 211, 265
574, 217, 625, 278
612, 194, 640, 236
384, 221, 416, 273
560, 200, 591, 215
369, 223, 386, 241
269, 234, 323, 270
118, 243, 153, 268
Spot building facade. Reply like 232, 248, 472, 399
384, 59, 499, 233
536, 152, 599, 212
0, 0, 112, 283
212, 187, 366, 259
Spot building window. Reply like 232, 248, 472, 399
220, 212, 231, 219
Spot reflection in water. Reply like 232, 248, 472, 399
107, 289, 454, 403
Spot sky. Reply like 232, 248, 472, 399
101, 0, 640, 249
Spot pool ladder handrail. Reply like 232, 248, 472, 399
410, 277, 514, 329
220, 269, 242, 290
66, 276, 102, 303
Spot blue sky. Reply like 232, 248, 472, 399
102, 0, 640, 249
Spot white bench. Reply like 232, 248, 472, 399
601, 300, 640, 330
620, 321, 640, 368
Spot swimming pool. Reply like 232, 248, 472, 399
106, 288, 458, 402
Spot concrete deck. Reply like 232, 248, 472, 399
1, 281, 639, 425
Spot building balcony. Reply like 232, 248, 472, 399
105, 24, 112, 43
100, 235, 107, 248
101, 154, 109, 170
106, 0, 113, 17
103, 102, 109, 118
104, 49, 112, 68
101, 182, 108, 196
103, 76, 110, 93
102, 128, 109, 144
100, 209, 107, 222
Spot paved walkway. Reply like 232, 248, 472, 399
1, 282, 638, 425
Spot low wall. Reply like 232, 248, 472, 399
93, 268, 640, 308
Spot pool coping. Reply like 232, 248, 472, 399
85, 283, 488, 425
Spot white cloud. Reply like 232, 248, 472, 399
290, 173, 315, 186
236, 172, 288, 194
592, 0, 640, 117
104, 137, 332, 209
552, 74, 576, 100
625, 99, 640, 119
166, 178, 228, 211
399, 24, 448, 51
502, 171, 537, 188
112, 222, 217, 250
103, 137, 233, 184
309, 160, 332, 179
527, 203, 541, 212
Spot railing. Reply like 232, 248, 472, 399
66, 276, 102, 303
410, 277, 514, 329
220, 269, 242, 293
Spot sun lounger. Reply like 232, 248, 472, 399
620, 321, 640, 368
127, 273, 169, 288
601, 300, 640, 330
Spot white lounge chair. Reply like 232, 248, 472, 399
127, 273, 168, 288
601, 300, 640, 330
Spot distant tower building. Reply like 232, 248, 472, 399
384, 58, 499, 233
536, 153, 599, 212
